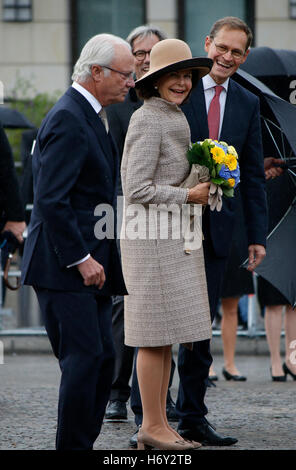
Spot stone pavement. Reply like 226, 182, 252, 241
0, 351, 295, 451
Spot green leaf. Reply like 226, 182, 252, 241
222, 187, 234, 198
211, 177, 225, 185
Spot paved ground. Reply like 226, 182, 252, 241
0, 352, 295, 451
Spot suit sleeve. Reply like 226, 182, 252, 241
0, 124, 25, 222
33, 109, 90, 267
239, 97, 268, 246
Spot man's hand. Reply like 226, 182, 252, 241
188, 182, 210, 205
247, 244, 266, 272
2, 221, 26, 243
77, 256, 106, 289
264, 157, 284, 180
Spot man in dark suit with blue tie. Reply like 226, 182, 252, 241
21, 33, 135, 450
177, 17, 268, 446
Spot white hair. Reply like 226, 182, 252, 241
72, 33, 131, 82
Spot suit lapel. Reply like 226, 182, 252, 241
66, 87, 115, 177
220, 80, 240, 142
183, 81, 209, 142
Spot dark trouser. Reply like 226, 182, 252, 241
176, 236, 228, 428
35, 287, 115, 450
109, 295, 134, 402
130, 349, 176, 426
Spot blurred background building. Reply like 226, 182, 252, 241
0, 0, 295, 99
0, 0, 295, 331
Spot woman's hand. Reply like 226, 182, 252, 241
187, 182, 210, 205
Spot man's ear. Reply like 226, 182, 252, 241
241, 48, 250, 65
204, 36, 211, 54
91, 64, 104, 82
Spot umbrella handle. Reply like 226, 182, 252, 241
3, 254, 21, 290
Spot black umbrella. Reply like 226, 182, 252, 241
0, 106, 34, 129
240, 47, 296, 101
253, 198, 296, 308
233, 69, 296, 180
236, 70, 296, 304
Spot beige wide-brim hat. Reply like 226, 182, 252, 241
135, 38, 212, 87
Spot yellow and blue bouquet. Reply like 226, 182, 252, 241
184, 139, 240, 211
188, 139, 240, 197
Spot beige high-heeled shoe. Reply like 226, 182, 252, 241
137, 428, 194, 451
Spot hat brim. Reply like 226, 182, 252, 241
135, 57, 213, 88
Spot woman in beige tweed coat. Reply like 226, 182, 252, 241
120, 39, 212, 450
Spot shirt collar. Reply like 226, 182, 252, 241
202, 74, 229, 92
72, 81, 102, 114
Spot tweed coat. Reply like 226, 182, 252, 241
120, 97, 211, 347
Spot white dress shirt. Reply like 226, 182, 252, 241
67, 82, 103, 268
202, 74, 229, 139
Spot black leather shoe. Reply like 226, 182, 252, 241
270, 367, 286, 382
105, 400, 127, 420
207, 378, 216, 388
166, 396, 179, 422
129, 426, 140, 448
178, 422, 238, 446
209, 374, 218, 381
283, 362, 296, 380
222, 367, 247, 381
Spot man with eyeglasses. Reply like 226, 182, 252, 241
105, 25, 181, 432
177, 16, 268, 446
21, 33, 134, 450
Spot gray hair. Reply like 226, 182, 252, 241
126, 24, 167, 49
72, 33, 131, 82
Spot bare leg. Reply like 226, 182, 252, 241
221, 297, 241, 375
209, 364, 217, 378
159, 347, 184, 440
137, 346, 179, 442
264, 305, 284, 376
284, 305, 296, 374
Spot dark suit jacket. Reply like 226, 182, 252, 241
107, 88, 142, 195
0, 124, 25, 228
21, 87, 127, 296
182, 79, 267, 258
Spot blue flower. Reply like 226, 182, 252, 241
219, 164, 240, 187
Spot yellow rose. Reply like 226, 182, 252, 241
225, 154, 237, 171
210, 146, 225, 164
228, 178, 235, 188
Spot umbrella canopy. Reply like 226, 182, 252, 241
240, 47, 296, 101
241, 47, 296, 76
0, 106, 34, 129
233, 69, 296, 168
254, 199, 296, 308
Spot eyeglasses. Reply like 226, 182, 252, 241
133, 49, 152, 61
101, 66, 134, 81
212, 39, 246, 60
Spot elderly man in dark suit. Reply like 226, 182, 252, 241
21, 33, 134, 450
177, 17, 268, 446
